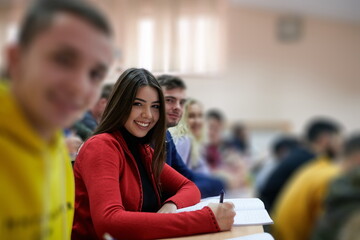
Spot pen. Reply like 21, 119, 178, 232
219, 190, 225, 203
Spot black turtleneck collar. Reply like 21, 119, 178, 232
120, 127, 146, 144
119, 127, 159, 212
119, 127, 152, 146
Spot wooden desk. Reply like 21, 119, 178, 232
162, 225, 263, 240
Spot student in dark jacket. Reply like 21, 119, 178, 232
72, 83, 113, 140
260, 118, 341, 213
157, 75, 226, 198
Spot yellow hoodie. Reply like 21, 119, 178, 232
0, 81, 74, 239
272, 156, 340, 240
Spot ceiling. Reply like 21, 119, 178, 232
231, 0, 360, 23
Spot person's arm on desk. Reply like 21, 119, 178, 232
158, 201, 236, 231
157, 164, 235, 231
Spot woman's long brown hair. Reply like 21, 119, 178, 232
94, 68, 166, 186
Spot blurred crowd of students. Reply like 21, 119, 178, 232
66, 73, 360, 240
64, 65, 360, 240
67, 89, 252, 193
254, 119, 360, 240
68, 83, 360, 240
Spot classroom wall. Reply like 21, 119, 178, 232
185, 5, 360, 134
0, 0, 359, 135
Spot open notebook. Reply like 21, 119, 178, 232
226, 233, 274, 240
176, 198, 273, 226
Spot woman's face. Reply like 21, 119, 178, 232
124, 86, 160, 138
186, 102, 204, 139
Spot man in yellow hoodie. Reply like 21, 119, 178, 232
271, 118, 342, 240
0, 0, 113, 239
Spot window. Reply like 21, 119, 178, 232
123, 0, 225, 74
138, 19, 154, 71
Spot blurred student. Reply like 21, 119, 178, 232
260, 118, 341, 212
157, 75, 226, 198
171, 98, 210, 174
72, 83, 113, 141
0, 0, 113, 239
171, 99, 247, 190
72, 68, 235, 240
254, 136, 300, 193
271, 119, 342, 240
312, 133, 360, 240
226, 123, 250, 155
204, 109, 249, 190
66, 84, 113, 163
205, 109, 226, 169
65, 131, 83, 163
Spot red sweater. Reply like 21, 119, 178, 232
72, 131, 220, 240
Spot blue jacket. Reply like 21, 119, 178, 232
165, 131, 224, 198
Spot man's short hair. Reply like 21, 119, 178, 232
101, 83, 114, 100
157, 75, 186, 90
206, 109, 224, 123
272, 136, 300, 156
305, 118, 341, 143
19, 0, 112, 47
343, 133, 360, 158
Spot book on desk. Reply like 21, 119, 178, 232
226, 232, 274, 240
176, 197, 273, 226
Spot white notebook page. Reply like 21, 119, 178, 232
176, 198, 273, 226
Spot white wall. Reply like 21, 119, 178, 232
184, 6, 360, 134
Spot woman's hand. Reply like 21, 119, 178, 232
157, 202, 177, 213
208, 202, 236, 231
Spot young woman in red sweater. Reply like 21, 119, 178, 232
72, 68, 235, 240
